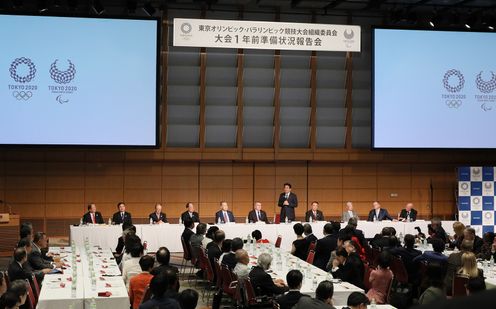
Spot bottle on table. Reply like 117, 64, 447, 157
178, 217, 182, 225
217, 217, 222, 225
370, 298, 377, 309
80, 218, 83, 226
149, 217, 153, 225
89, 297, 97, 309
108, 218, 112, 225
285, 216, 289, 224
245, 216, 249, 224
309, 216, 313, 223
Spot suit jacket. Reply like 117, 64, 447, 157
115, 236, 125, 254
82, 211, 104, 224
342, 210, 359, 223
8, 261, 31, 282
181, 228, 194, 246
215, 210, 235, 223
367, 208, 393, 221
148, 212, 167, 223
277, 193, 298, 220
305, 234, 317, 249
331, 252, 365, 289
248, 210, 269, 223
249, 266, 289, 296
180, 211, 200, 223
305, 210, 324, 222
276, 291, 310, 309
314, 234, 338, 270
293, 296, 336, 309
112, 211, 132, 225
399, 209, 417, 221
221, 252, 237, 270
29, 243, 53, 270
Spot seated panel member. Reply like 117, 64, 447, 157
367, 201, 393, 222
342, 201, 359, 222
181, 202, 200, 223
305, 201, 324, 222
398, 202, 417, 222
149, 203, 168, 224
248, 202, 269, 223
82, 203, 104, 224
112, 202, 133, 225
215, 201, 235, 223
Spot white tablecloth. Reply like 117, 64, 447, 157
70, 220, 457, 253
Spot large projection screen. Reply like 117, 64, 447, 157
0, 14, 160, 147
373, 28, 496, 149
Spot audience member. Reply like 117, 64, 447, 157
478, 231, 495, 260
458, 251, 483, 278
445, 240, 473, 292
0, 291, 20, 309
389, 234, 421, 284
233, 249, 250, 279
293, 280, 335, 309
189, 223, 207, 260
331, 242, 365, 289
151, 247, 179, 275
178, 289, 199, 309
204, 226, 219, 248
8, 248, 32, 282
249, 253, 288, 296
413, 238, 448, 264
122, 243, 144, 288
346, 292, 370, 309
138, 272, 180, 309
449, 221, 466, 249
418, 262, 447, 305
129, 255, 154, 309
221, 237, 243, 270
291, 223, 308, 261
466, 277, 486, 295
7, 280, 28, 309
314, 222, 339, 270
276, 270, 309, 309
251, 230, 269, 243
366, 251, 393, 304
428, 218, 448, 243
463, 227, 484, 255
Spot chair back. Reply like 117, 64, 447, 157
275, 236, 282, 248
390, 256, 409, 284
139, 284, 152, 305
220, 264, 236, 297
452, 274, 470, 297
307, 241, 316, 253
363, 263, 374, 291
30, 274, 40, 299
200, 250, 214, 283
306, 250, 315, 265
385, 274, 395, 304
181, 237, 191, 260
189, 243, 197, 266
242, 277, 258, 305
24, 279, 36, 309
213, 258, 223, 288
4, 271, 10, 289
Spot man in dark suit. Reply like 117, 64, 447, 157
303, 223, 317, 258
214, 201, 235, 223
249, 253, 289, 296
293, 280, 335, 309
428, 218, 448, 243
278, 183, 298, 222
207, 230, 225, 282
112, 202, 132, 225
29, 232, 60, 271
82, 203, 104, 224
149, 203, 168, 224
330, 246, 364, 289
305, 201, 325, 222
314, 222, 339, 270
367, 201, 393, 221
181, 218, 195, 257
221, 237, 243, 270
398, 203, 417, 222
248, 202, 269, 223
151, 246, 179, 275
181, 202, 200, 223
8, 248, 32, 282
276, 270, 309, 309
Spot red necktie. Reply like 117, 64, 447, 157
313, 211, 316, 219
91, 213, 96, 224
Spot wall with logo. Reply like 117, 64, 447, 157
458, 166, 496, 236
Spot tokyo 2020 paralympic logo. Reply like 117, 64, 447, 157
49, 59, 76, 84
475, 71, 496, 93
9, 57, 36, 83
443, 69, 464, 93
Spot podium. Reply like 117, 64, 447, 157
0, 214, 19, 257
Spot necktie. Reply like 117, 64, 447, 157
257, 211, 260, 221
91, 213, 95, 224
285, 193, 289, 199
407, 211, 410, 219
224, 212, 228, 223
313, 211, 316, 219
189, 212, 193, 218
121, 212, 124, 220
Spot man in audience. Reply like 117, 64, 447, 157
233, 249, 250, 279
413, 238, 448, 264
17, 238, 49, 283
204, 226, 219, 248
207, 230, 225, 281
464, 227, 484, 254
276, 270, 309, 309
370, 227, 395, 250
82, 203, 104, 224
314, 222, 339, 270
8, 248, 32, 282
304, 223, 317, 253
178, 289, 199, 309
0, 291, 20, 308
139, 272, 180, 309
367, 201, 393, 221
151, 247, 179, 275
294, 280, 335, 309
115, 223, 136, 263
248, 202, 269, 223
331, 242, 365, 289
122, 243, 144, 288
398, 202, 417, 222
189, 223, 207, 260
7, 280, 28, 309
30, 232, 61, 270
129, 255, 154, 309
346, 292, 370, 309
181, 218, 195, 257
428, 218, 448, 243
149, 203, 167, 224
466, 277, 486, 295
221, 237, 243, 270
249, 253, 288, 296
341, 217, 367, 247
162, 268, 180, 300
19, 223, 33, 241
278, 183, 298, 222
215, 201, 235, 223
181, 202, 200, 223
445, 239, 473, 294
305, 201, 325, 222
112, 202, 133, 225
342, 201, 359, 222
389, 234, 421, 285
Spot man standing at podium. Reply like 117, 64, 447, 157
278, 183, 298, 222
112, 202, 133, 225
82, 203, 104, 224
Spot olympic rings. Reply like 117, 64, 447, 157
12, 91, 32, 100
445, 99, 462, 108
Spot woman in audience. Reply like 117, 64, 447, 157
204, 226, 219, 248
291, 223, 307, 260
477, 232, 495, 260
418, 262, 446, 304
449, 221, 466, 249
122, 243, 145, 288
252, 230, 269, 243
458, 252, 483, 278
366, 251, 393, 304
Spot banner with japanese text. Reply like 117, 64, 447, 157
173, 18, 361, 52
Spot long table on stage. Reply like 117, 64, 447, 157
70, 220, 456, 253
